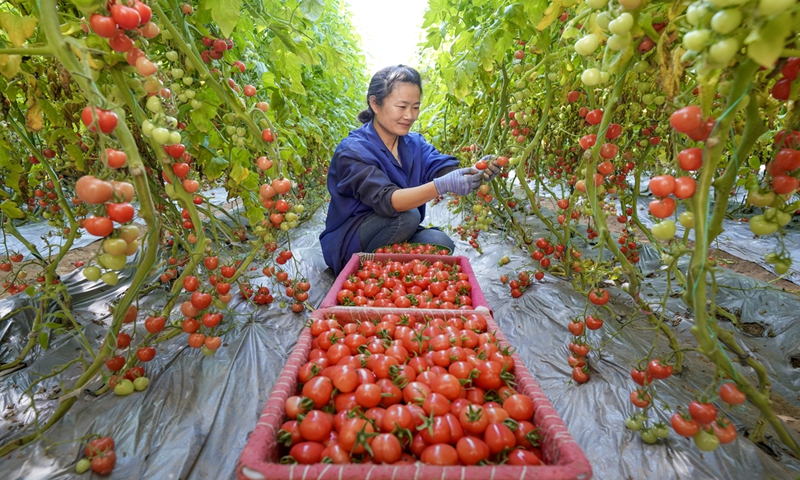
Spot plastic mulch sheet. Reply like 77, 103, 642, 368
1, 199, 799, 480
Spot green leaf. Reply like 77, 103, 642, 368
65, 144, 86, 171
5, 172, 21, 196
230, 162, 249, 184
748, 156, 761, 170
299, 0, 325, 22
37, 331, 48, 350
0, 200, 25, 219
536, 0, 562, 31
0, 13, 38, 47
204, 156, 229, 181
189, 89, 219, 133
200, 0, 242, 38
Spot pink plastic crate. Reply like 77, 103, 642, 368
320, 253, 490, 310
237, 307, 592, 480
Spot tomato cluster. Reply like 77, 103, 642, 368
335, 259, 474, 309
259, 178, 302, 231
374, 242, 451, 256
76, 436, 116, 475
278, 311, 544, 466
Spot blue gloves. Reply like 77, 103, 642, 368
434, 167, 483, 196
480, 155, 501, 182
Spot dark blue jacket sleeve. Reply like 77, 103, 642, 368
418, 137, 460, 182
334, 151, 400, 218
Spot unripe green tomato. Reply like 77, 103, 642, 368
653, 424, 670, 439
177, 94, 188, 103
581, 68, 601, 86
513, 65, 523, 75
185, 89, 196, 99
114, 379, 135, 396
133, 377, 150, 391
285, 212, 298, 222
161, 28, 173, 40
288, 221, 298, 228
683, 30, 711, 52
293, 204, 305, 213
99, 253, 127, 271
653, 96, 666, 106
652, 220, 676, 240
171, 68, 184, 79
709, 38, 739, 65
765, 252, 780, 264
575, 34, 600, 56
747, 190, 775, 207
711, 9, 742, 34
101, 271, 119, 286
146, 95, 162, 113
83, 266, 101, 281
758, 0, 794, 16
749, 215, 778, 236
166, 51, 179, 61
103, 238, 128, 256
640, 428, 659, 444
76, 458, 91, 474
586, 0, 608, 9
686, 4, 709, 26
280, 223, 290, 231
774, 261, 791, 275
169, 131, 182, 145
596, 12, 611, 29
202, 346, 217, 357
679, 211, 695, 229
141, 120, 154, 136
191, 100, 203, 110
607, 33, 631, 51
642, 94, 654, 105
633, 61, 649, 74
183, 77, 194, 86
625, 415, 643, 431
151, 127, 171, 145
609, 13, 634, 35
693, 430, 720, 452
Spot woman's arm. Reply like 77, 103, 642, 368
390, 182, 439, 212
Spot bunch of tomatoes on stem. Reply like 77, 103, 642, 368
278, 310, 543, 466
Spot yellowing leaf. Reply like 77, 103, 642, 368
26, 100, 43, 131
0, 200, 25, 219
0, 54, 21, 79
201, 0, 242, 38
0, 13, 38, 47
537, 0, 562, 32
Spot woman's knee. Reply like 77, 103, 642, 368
395, 209, 421, 232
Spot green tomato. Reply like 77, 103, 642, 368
166, 51, 179, 61
774, 261, 791, 275
683, 30, 711, 52
679, 211, 695, 229
686, 4, 709, 26
99, 253, 127, 271
653, 96, 666, 106
202, 346, 217, 357
653, 423, 670, 439
758, 0, 794, 16
642, 94, 654, 105
586, 0, 608, 9
575, 34, 600, 56
103, 238, 128, 256
141, 120, 154, 136
711, 9, 742, 34
76, 458, 91, 474
709, 38, 739, 65
764, 207, 792, 226
133, 377, 150, 391
169, 131, 182, 145
748, 190, 775, 207
625, 415, 643, 431
83, 266, 102, 282
581, 68, 601, 86
607, 33, 632, 51
151, 127, 171, 145
652, 220, 676, 240
640, 428, 659, 444
693, 429, 720, 452
765, 252, 780, 264
114, 379, 135, 396
749, 215, 778, 236
293, 204, 305, 214
101, 272, 119, 286
146, 95, 162, 113
596, 12, 611, 29
609, 13, 634, 35
633, 61, 649, 74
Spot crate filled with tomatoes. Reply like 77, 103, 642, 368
319, 253, 489, 310
237, 307, 591, 480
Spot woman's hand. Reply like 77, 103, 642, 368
433, 167, 483, 196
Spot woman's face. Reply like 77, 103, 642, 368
370, 82, 421, 137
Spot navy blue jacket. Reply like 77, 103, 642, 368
320, 121, 458, 274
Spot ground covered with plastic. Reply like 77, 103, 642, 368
1, 199, 799, 479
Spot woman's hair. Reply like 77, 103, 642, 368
357, 65, 422, 124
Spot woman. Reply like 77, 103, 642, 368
319, 65, 500, 274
